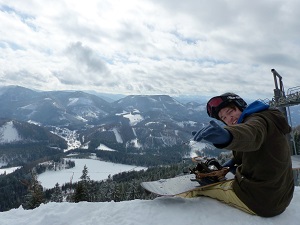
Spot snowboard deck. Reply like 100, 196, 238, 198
141, 156, 300, 197
141, 172, 235, 196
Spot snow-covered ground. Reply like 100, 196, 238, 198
38, 158, 146, 189
0, 121, 22, 143
0, 166, 21, 175
96, 143, 116, 151
0, 187, 299, 225
123, 112, 144, 126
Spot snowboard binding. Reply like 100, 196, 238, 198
189, 156, 230, 185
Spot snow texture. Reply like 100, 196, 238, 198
96, 143, 116, 151
0, 166, 21, 175
38, 158, 146, 189
123, 112, 144, 126
0, 187, 299, 225
112, 127, 123, 143
0, 121, 22, 143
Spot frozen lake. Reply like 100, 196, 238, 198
38, 158, 147, 189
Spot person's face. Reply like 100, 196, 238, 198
218, 106, 242, 125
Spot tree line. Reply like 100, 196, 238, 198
23, 162, 191, 209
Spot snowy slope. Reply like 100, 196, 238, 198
0, 121, 22, 143
0, 187, 299, 225
0, 166, 21, 175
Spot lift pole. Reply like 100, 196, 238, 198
269, 69, 300, 155
271, 69, 288, 118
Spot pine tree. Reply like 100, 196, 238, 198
51, 183, 63, 202
80, 164, 90, 182
73, 182, 86, 203
112, 183, 122, 202
73, 165, 91, 202
22, 170, 45, 209
128, 180, 139, 200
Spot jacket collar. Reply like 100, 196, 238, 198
237, 100, 269, 123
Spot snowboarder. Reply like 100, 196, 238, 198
192, 92, 294, 217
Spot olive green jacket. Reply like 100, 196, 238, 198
223, 109, 294, 217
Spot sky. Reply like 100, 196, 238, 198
0, 0, 300, 100
0, 187, 299, 225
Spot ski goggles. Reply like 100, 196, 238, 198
206, 96, 227, 119
206, 95, 241, 119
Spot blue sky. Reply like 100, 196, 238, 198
0, 0, 299, 100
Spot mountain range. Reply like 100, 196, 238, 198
0, 85, 299, 165
0, 86, 208, 158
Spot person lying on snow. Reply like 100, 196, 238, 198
192, 92, 294, 217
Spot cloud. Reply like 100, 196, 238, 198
52, 41, 114, 88
65, 42, 108, 74
0, 0, 299, 100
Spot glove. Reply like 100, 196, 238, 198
191, 127, 205, 141
193, 120, 232, 145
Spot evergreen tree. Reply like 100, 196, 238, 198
73, 182, 86, 203
22, 170, 45, 209
73, 165, 91, 202
112, 183, 122, 202
51, 183, 63, 202
80, 164, 90, 182
128, 180, 139, 200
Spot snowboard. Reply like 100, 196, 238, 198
141, 172, 235, 197
141, 155, 300, 197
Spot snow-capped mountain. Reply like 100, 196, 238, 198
1, 85, 299, 154
115, 95, 187, 115
0, 86, 209, 152
0, 86, 114, 126
0, 118, 67, 166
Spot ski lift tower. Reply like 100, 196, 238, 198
268, 69, 300, 155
